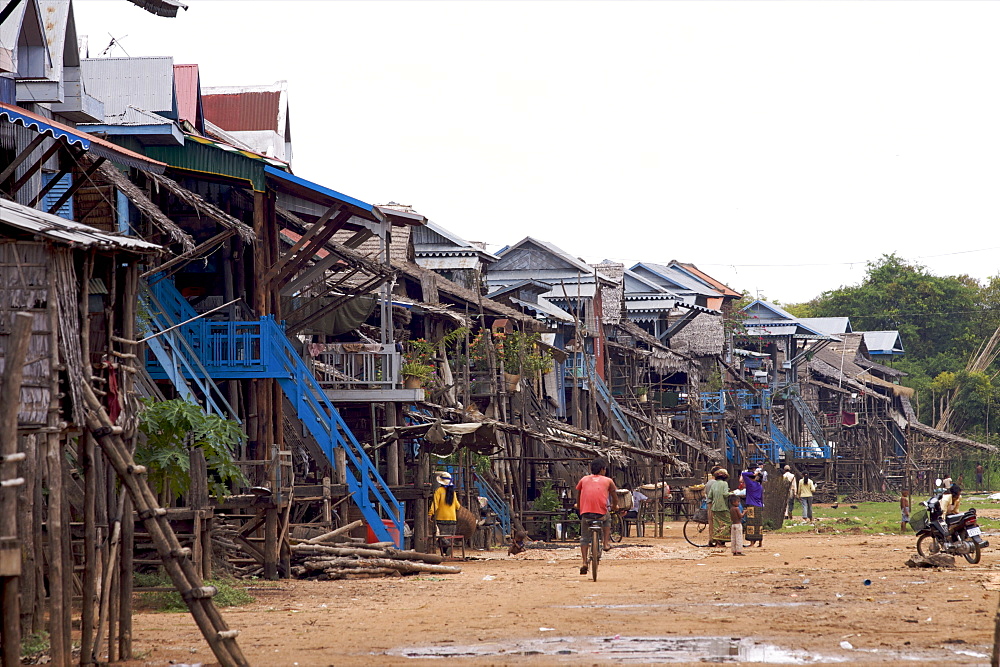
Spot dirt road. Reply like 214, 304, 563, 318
127, 527, 997, 665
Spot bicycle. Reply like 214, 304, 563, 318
683, 501, 712, 548
588, 519, 603, 581
609, 511, 625, 543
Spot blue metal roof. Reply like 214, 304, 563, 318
264, 165, 384, 223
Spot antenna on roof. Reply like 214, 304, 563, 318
99, 33, 130, 58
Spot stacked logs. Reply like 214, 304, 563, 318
287, 520, 462, 580
291, 544, 461, 580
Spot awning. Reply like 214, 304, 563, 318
0, 102, 167, 173
0, 198, 161, 253
264, 165, 385, 225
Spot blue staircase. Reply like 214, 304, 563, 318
141, 280, 237, 420
475, 477, 512, 538
586, 358, 643, 447
145, 278, 404, 546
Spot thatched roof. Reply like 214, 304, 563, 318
899, 395, 997, 453
87, 156, 195, 251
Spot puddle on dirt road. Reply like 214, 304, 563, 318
388, 635, 845, 663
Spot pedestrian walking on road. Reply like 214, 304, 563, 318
798, 472, 816, 522
899, 489, 910, 534
977, 463, 985, 491
783, 465, 796, 520
429, 471, 461, 556
741, 465, 764, 547
707, 469, 732, 546
730, 494, 746, 556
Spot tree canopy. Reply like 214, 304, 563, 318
787, 254, 1000, 440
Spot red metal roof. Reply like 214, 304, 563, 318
202, 91, 281, 132
173, 64, 201, 126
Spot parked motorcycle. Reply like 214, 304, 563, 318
914, 499, 989, 564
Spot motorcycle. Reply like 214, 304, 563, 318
914, 499, 989, 564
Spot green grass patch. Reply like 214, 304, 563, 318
134, 571, 255, 612
21, 631, 49, 658
775, 493, 1000, 535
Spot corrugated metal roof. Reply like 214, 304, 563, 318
415, 256, 480, 270
509, 296, 574, 323
264, 165, 383, 224
0, 198, 161, 252
173, 64, 202, 127
498, 237, 616, 283
670, 261, 742, 298
202, 86, 282, 132
631, 262, 720, 297
862, 330, 904, 354
81, 56, 175, 121
798, 317, 853, 335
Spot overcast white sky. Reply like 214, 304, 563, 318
74, 0, 1000, 304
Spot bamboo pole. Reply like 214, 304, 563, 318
47, 274, 69, 667
80, 432, 97, 665
1, 312, 33, 667
80, 382, 248, 667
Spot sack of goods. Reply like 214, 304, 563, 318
616, 489, 634, 511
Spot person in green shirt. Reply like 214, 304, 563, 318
706, 469, 731, 545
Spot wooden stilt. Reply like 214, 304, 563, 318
0, 312, 32, 667
80, 382, 248, 667
80, 433, 97, 664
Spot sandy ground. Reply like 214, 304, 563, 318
122, 522, 1000, 666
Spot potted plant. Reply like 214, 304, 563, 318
402, 338, 436, 389
495, 330, 553, 391
635, 386, 649, 403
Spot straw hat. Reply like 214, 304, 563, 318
435, 471, 454, 486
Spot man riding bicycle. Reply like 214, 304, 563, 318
575, 458, 618, 576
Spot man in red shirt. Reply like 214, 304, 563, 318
575, 458, 618, 575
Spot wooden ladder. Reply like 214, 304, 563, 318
80, 383, 248, 667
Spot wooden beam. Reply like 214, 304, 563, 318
278, 250, 349, 297
140, 228, 237, 279
659, 309, 698, 342
12, 141, 64, 200
342, 227, 373, 249
268, 208, 354, 289
47, 157, 105, 215
262, 204, 341, 285
0, 133, 47, 189
26, 147, 88, 208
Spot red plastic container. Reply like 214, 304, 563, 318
366, 519, 400, 545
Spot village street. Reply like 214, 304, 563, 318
124, 524, 997, 666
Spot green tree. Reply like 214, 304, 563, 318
137, 398, 247, 503
798, 254, 979, 360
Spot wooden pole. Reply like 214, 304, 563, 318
386, 403, 399, 487
80, 433, 97, 665
1, 312, 33, 667
46, 276, 70, 667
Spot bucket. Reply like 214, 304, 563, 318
366, 519, 401, 546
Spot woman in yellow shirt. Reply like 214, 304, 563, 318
429, 471, 461, 555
